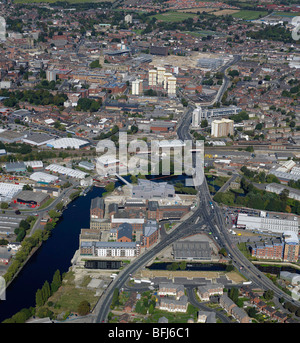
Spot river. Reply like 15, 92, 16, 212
0, 174, 192, 322
0, 185, 105, 323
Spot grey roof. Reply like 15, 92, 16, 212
148, 200, 159, 211
5, 161, 26, 171
108, 203, 119, 213
117, 222, 133, 240
14, 190, 49, 203
143, 220, 158, 237
90, 197, 104, 210
173, 241, 211, 260
81, 241, 137, 249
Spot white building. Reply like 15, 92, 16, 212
0, 81, 11, 89
167, 76, 177, 96
163, 72, 173, 90
132, 79, 143, 95
124, 14, 132, 24
148, 69, 157, 86
24, 161, 44, 170
46, 137, 89, 149
157, 67, 166, 85
30, 172, 59, 184
45, 164, 88, 179
46, 70, 57, 82
211, 118, 234, 138
236, 213, 299, 234
0, 182, 23, 202
92, 242, 140, 257
0, 16, 6, 41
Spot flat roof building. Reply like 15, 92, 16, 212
237, 213, 299, 234
47, 137, 90, 149
13, 190, 50, 207
172, 240, 211, 260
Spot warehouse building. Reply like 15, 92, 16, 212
0, 213, 28, 237
90, 197, 105, 219
131, 179, 175, 199
22, 132, 55, 146
30, 172, 59, 184
0, 130, 26, 143
12, 190, 50, 207
4, 161, 26, 173
45, 164, 88, 179
172, 240, 212, 260
0, 182, 23, 202
24, 161, 43, 170
47, 137, 90, 149
237, 213, 299, 234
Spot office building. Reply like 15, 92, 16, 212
192, 106, 241, 127
211, 118, 234, 138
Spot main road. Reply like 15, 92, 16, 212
92, 54, 300, 322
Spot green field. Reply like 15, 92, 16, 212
231, 10, 268, 20
273, 11, 300, 17
151, 11, 197, 22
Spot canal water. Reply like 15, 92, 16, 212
0, 186, 105, 323
0, 174, 193, 322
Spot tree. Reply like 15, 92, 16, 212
41, 281, 51, 304
264, 289, 274, 301
55, 202, 64, 211
105, 182, 115, 193
111, 288, 119, 308
77, 300, 91, 316
35, 289, 44, 307
51, 269, 62, 294
0, 202, 8, 209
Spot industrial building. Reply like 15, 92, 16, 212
29, 172, 59, 184
22, 132, 55, 146
0, 182, 23, 202
4, 161, 26, 173
45, 164, 88, 179
266, 183, 300, 201
131, 179, 175, 199
90, 197, 105, 219
172, 240, 211, 260
12, 190, 50, 207
236, 213, 299, 234
46, 137, 90, 149
0, 213, 28, 237
24, 161, 43, 170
